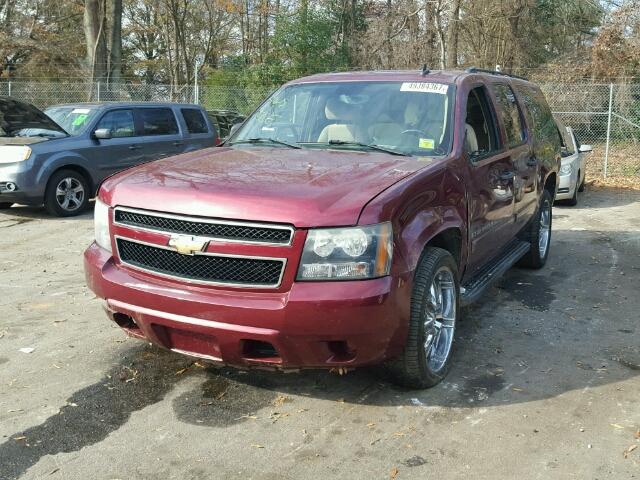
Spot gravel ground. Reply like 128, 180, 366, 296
0, 187, 638, 480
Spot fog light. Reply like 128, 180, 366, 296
5, 182, 16, 192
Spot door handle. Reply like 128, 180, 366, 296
500, 171, 515, 181
128, 145, 141, 151
173, 141, 184, 147
527, 157, 538, 167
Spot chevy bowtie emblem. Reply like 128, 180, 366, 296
168, 235, 208, 255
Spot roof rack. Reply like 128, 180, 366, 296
464, 67, 528, 81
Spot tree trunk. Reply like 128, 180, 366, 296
84, 0, 108, 82
108, 0, 122, 85
446, 0, 461, 68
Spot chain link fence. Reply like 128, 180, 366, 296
1, 80, 638, 179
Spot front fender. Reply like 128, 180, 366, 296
36, 152, 92, 189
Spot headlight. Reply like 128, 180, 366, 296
94, 198, 112, 253
559, 163, 573, 176
0, 146, 31, 164
297, 223, 393, 281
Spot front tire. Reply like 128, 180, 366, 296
385, 247, 459, 389
44, 170, 89, 217
578, 173, 586, 192
518, 189, 552, 269
0, 202, 13, 209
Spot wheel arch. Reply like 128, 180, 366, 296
45, 164, 95, 196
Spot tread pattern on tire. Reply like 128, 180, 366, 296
385, 247, 458, 389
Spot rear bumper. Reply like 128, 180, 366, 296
84, 243, 410, 369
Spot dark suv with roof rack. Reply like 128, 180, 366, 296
84, 68, 559, 388
0, 99, 217, 216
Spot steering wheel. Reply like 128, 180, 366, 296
401, 129, 424, 138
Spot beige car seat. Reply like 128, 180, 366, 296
464, 123, 479, 153
317, 98, 362, 143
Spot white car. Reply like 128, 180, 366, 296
556, 125, 592, 205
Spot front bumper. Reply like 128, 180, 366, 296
0, 162, 44, 205
556, 172, 577, 200
84, 243, 410, 369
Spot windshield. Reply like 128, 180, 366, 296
233, 81, 455, 156
45, 106, 100, 136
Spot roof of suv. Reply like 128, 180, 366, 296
48, 102, 203, 110
289, 69, 534, 86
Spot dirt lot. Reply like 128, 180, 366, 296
0, 188, 639, 480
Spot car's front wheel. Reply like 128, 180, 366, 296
386, 247, 459, 389
44, 170, 90, 217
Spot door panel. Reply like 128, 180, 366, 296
90, 109, 144, 176
135, 108, 186, 162
490, 83, 536, 233
466, 154, 516, 274
463, 85, 516, 275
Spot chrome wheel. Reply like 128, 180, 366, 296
423, 266, 456, 373
55, 177, 85, 212
538, 199, 551, 258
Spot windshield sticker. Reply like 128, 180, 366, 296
418, 138, 435, 149
400, 82, 449, 95
71, 108, 91, 114
72, 114, 88, 126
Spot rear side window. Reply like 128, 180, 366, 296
514, 84, 559, 148
96, 110, 135, 138
181, 108, 208, 134
491, 84, 525, 148
139, 108, 179, 136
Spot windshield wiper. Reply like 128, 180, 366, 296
230, 137, 301, 149
306, 140, 410, 157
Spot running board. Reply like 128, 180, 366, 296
460, 240, 531, 306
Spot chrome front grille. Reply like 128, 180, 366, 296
116, 238, 286, 288
114, 207, 293, 245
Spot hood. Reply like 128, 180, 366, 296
100, 146, 431, 227
0, 98, 68, 137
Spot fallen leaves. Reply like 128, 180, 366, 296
330, 367, 350, 375
251, 444, 264, 449
390, 467, 399, 479
272, 395, 291, 407
623, 444, 637, 459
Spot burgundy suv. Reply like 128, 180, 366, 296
84, 69, 560, 388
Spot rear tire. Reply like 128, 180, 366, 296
385, 247, 459, 389
518, 189, 552, 269
44, 170, 89, 217
0, 202, 13, 209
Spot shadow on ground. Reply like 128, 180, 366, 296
1, 223, 638, 478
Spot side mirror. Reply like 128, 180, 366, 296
229, 122, 243, 138
93, 128, 112, 140
579, 144, 592, 153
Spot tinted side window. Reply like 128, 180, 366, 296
96, 110, 135, 138
491, 84, 525, 148
181, 108, 208, 134
464, 86, 499, 159
139, 108, 179, 136
514, 84, 559, 149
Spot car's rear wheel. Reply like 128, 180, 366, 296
44, 170, 89, 217
385, 247, 459, 389
518, 189, 552, 269
0, 202, 13, 209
